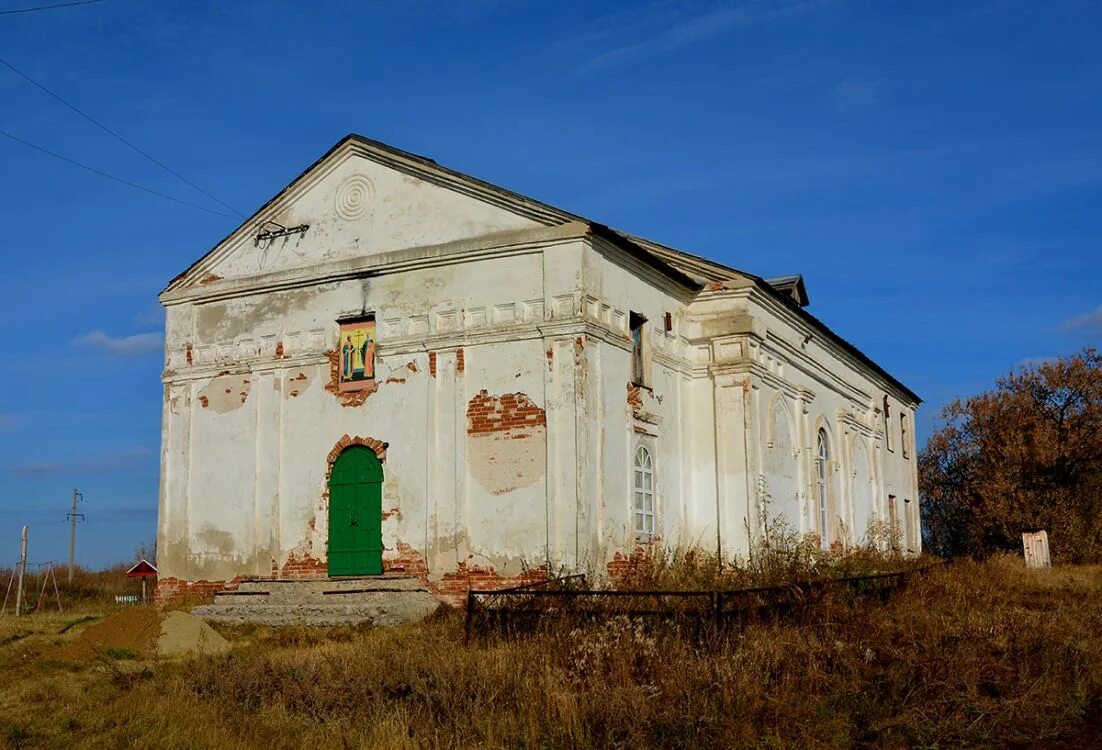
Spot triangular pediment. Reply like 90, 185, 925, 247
164, 135, 577, 292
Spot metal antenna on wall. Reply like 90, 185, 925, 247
67, 489, 84, 583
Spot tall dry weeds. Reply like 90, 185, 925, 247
1, 555, 1098, 748
169, 555, 1102, 748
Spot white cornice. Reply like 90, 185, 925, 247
160, 224, 590, 305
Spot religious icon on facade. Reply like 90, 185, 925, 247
338, 316, 376, 390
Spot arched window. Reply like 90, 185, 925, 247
633, 446, 655, 536
815, 429, 830, 548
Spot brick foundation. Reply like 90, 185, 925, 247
155, 575, 247, 605
606, 545, 659, 587
156, 554, 551, 610
429, 563, 549, 608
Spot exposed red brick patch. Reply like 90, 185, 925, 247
198, 395, 209, 408
546, 347, 554, 371
605, 544, 661, 587
706, 280, 727, 292
406, 361, 419, 373
627, 382, 643, 416
275, 341, 285, 358
324, 350, 377, 407
456, 347, 465, 374
185, 344, 193, 366
382, 542, 428, 579
466, 390, 547, 435
381, 507, 402, 522
385, 377, 406, 385
429, 563, 549, 609
293, 372, 307, 381
279, 552, 327, 580
198, 274, 223, 286
429, 351, 437, 378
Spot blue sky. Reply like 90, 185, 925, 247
0, 0, 1099, 568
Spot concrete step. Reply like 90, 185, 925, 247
216, 576, 428, 604
193, 597, 440, 628
195, 578, 441, 627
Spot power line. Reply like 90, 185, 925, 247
0, 55, 245, 217
0, 128, 237, 217
0, 0, 103, 15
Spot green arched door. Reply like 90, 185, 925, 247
328, 446, 383, 576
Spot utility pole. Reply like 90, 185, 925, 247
14, 526, 27, 617
67, 488, 84, 583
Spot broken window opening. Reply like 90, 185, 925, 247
883, 396, 894, 452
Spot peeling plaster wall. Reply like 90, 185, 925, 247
159, 227, 595, 586
462, 343, 548, 576
157, 148, 920, 597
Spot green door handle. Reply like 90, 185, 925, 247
349, 517, 359, 527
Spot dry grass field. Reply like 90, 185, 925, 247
0, 555, 1099, 749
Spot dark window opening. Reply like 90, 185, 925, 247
883, 396, 893, 452
630, 311, 648, 387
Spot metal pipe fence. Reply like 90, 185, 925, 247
465, 562, 945, 640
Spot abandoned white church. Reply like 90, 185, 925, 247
156, 134, 921, 604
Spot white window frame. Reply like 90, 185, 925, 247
815, 429, 830, 549
633, 445, 655, 538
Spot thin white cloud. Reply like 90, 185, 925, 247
8, 447, 156, 478
1061, 305, 1102, 336
834, 77, 884, 107
74, 330, 163, 357
577, 0, 836, 73
1016, 356, 1055, 370
133, 304, 165, 326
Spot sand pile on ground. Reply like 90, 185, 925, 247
157, 610, 230, 657
54, 608, 230, 660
